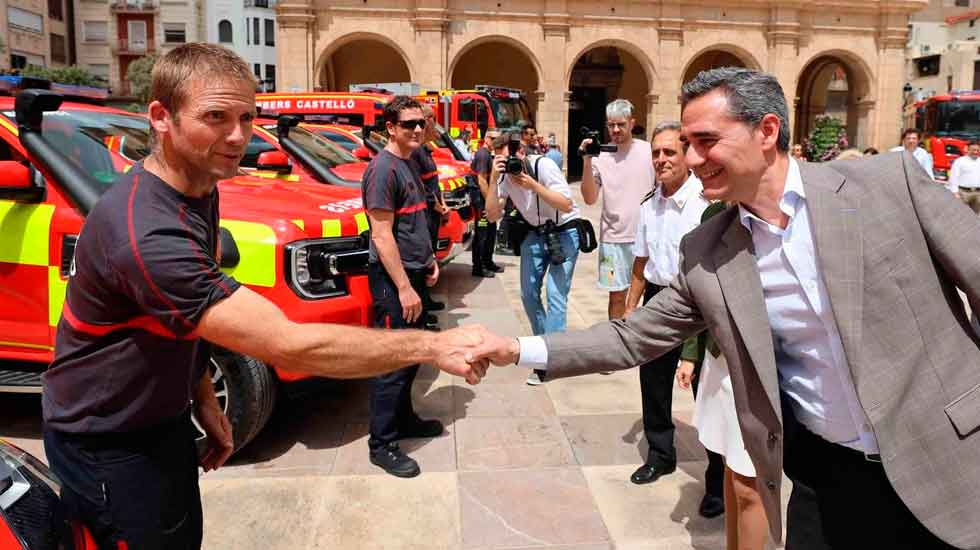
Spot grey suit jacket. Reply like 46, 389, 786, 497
544, 153, 980, 548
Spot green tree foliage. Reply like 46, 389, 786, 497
125, 55, 157, 104
19, 64, 106, 87
804, 115, 849, 162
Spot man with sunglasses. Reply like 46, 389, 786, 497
362, 96, 444, 477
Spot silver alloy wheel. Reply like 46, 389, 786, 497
191, 357, 230, 441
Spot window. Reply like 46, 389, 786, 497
253, 0, 269, 7
88, 64, 109, 81
252, 18, 260, 45
83, 21, 107, 42
10, 54, 28, 70
163, 22, 186, 43
265, 64, 275, 92
48, 0, 63, 21
264, 19, 274, 46
7, 7, 44, 33
956, 0, 970, 6
50, 33, 67, 64
971, 19, 976, 27
916, 55, 941, 77
245, 17, 249, 44
218, 19, 233, 43
253, 63, 261, 78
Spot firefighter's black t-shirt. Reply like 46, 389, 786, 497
362, 149, 434, 270
471, 147, 492, 177
410, 145, 441, 206
42, 163, 241, 434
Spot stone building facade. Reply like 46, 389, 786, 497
274, 0, 925, 169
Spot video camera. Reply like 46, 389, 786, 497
580, 127, 618, 156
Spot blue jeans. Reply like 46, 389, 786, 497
519, 226, 580, 335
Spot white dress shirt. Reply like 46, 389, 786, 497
518, 159, 880, 455
498, 155, 580, 226
948, 154, 980, 193
632, 173, 710, 286
889, 145, 934, 179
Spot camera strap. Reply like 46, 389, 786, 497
528, 155, 558, 229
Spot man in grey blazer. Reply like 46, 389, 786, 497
468, 67, 980, 549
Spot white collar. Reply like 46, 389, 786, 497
656, 172, 703, 208
738, 158, 805, 232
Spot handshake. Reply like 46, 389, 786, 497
427, 325, 524, 384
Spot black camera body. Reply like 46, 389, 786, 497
506, 136, 524, 174
580, 126, 619, 156
540, 220, 566, 265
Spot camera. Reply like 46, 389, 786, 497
580, 126, 618, 156
506, 136, 525, 175
540, 220, 566, 266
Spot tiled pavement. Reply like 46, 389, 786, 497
0, 184, 790, 549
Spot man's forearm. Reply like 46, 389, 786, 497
580, 157, 599, 205
194, 371, 221, 410
485, 173, 503, 221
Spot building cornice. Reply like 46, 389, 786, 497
277, 1, 314, 28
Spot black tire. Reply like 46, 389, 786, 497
192, 347, 277, 454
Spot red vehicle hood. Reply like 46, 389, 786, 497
331, 161, 367, 183
217, 174, 367, 238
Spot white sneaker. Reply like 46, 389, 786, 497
526, 371, 543, 386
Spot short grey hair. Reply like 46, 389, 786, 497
651, 120, 681, 140
606, 99, 634, 120
681, 67, 790, 152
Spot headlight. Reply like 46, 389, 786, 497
0, 439, 66, 550
284, 236, 369, 300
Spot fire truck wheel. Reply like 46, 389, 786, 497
193, 347, 278, 455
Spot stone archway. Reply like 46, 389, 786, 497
317, 34, 413, 91
794, 52, 875, 150
565, 43, 653, 178
449, 37, 542, 121
681, 45, 761, 87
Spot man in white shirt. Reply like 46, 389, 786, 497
621, 120, 725, 517
484, 131, 581, 386
580, 99, 656, 321
889, 128, 934, 179
947, 140, 980, 214
468, 68, 979, 549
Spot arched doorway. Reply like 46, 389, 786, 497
319, 37, 411, 91
682, 49, 749, 87
566, 45, 652, 178
450, 38, 540, 122
794, 55, 872, 150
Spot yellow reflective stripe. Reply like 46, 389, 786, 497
322, 219, 342, 237
0, 339, 53, 351
292, 219, 305, 230
0, 201, 55, 266
48, 265, 67, 327
218, 220, 277, 287
0, 116, 17, 135
354, 212, 369, 234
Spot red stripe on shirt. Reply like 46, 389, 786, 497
177, 205, 232, 297
395, 201, 427, 215
421, 170, 438, 180
62, 302, 195, 340
126, 174, 198, 333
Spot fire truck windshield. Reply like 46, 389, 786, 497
263, 124, 359, 167
1, 108, 150, 190
489, 98, 530, 129
936, 101, 980, 137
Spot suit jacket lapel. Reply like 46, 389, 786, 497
798, 163, 864, 383
712, 214, 782, 420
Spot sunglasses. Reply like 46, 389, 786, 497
396, 119, 427, 130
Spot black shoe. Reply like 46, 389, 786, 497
698, 493, 725, 518
399, 418, 444, 439
424, 300, 446, 312
424, 313, 438, 325
472, 269, 495, 278
630, 463, 676, 485
423, 323, 441, 332
483, 263, 504, 273
370, 443, 420, 478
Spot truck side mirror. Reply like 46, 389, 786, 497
352, 146, 372, 161
0, 161, 45, 202
256, 150, 291, 174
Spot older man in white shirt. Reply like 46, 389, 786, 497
618, 121, 724, 518
889, 128, 934, 179
947, 140, 980, 214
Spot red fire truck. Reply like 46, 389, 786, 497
0, 79, 376, 454
908, 91, 980, 181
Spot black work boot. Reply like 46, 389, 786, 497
370, 442, 420, 478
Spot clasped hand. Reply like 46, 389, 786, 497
430, 325, 523, 385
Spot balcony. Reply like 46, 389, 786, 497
244, 0, 275, 7
109, 0, 158, 12
114, 37, 156, 54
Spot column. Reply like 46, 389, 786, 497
655, 1, 682, 124
874, 13, 909, 149
412, 0, 448, 88
765, 6, 802, 139
276, 0, 315, 92
540, 9, 569, 167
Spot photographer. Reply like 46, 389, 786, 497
485, 132, 581, 386
579, 99, 656, 322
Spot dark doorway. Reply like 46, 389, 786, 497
567, 86, 607, 179
973, 61, 980, 91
